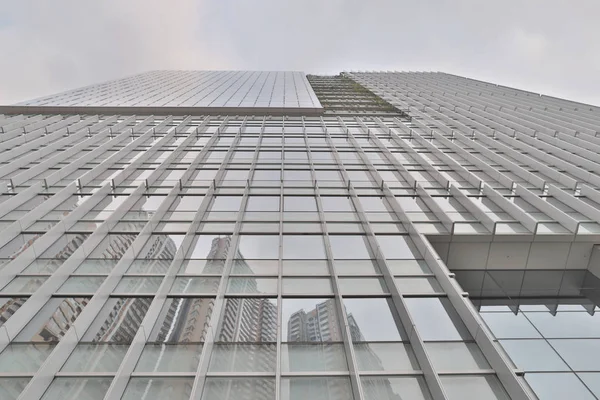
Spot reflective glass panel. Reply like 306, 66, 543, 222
237, 235, 279, 259
61, 343, 128, 372
354, 342, 419, 371
0, 343, 55, 372
209, 343, 276, 372
281, 377, 354, 400
135, 343, 202, 372
148, 297, 215, 342
41, 377, 113, 400
202, 378, 275, 400
525, 373, 595, 400
499, 339, 568, 371
121, 377, 193, 400
0, 377, 30, 400
227, 278, 278, 294
16, 297, 89, 342
426, 342, 490, 371
83, 297, 152, 343
282, 298, 340, 342
282, 278, 333, 294
329, 235, 372, 259
404, 298, 471, 341
170, 277, 220, 293
339, 277, 387, 294
440, 375, 510, 400
57, 277, 105, 293
282, 343, 348, 372
361, 377, 432, 400
343, 298, 407, 341
217, 298, 278, 342
114, 277, 163, 293
282, 236, 326, 259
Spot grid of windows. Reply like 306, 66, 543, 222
0, 71, 599, 399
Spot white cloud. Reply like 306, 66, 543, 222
1, 0, 600, 106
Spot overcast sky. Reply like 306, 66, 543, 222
1, 0, 599, 105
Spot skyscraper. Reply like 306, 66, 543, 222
0, 70, 599, 399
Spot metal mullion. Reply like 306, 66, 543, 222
317, 118, 366, 400
189, 116, 268, 400
275, 118, 284, 400
102, 117, 235, 399
325, 116, 448, 400
14, 118, 220, 400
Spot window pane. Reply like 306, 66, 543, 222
17, 297, 89, 342
237, 235, 279, 259
284, 196, 317, 212
170, 277, 220, 294
282, 278, 333, 295
550, 339, 600, 371
189, 235, 232, 259
41, 377, 113, 400
404, 298, 471, 341
281, 377, 354, 400
321, 197, 354, 212
525, 373, 595, 400
135, 343, 202, 372
231, 259, 278, 275
361, 376, 432, 400
114, 277, 162, 293
354, 343, 419, 371
1, 276, 48, 293
61, 343, 128, 372
282, 260, 329, 276
148, 297, 215, 342
526, 312, 600, 338
211, 196, 242, 211
388, 259, 431, 275
334, 260, 380, 275
202, 378, 275, 400
282, 343, 347, 372
395, 278, 441, 294
74, 259, 118, 274
217, 298, 278, 342
282, 298, 340, 342
57, 277, 105, 293
426, 342, 490, 371
0, 343, 55, 372
0, 377, 30, 400
121, 378, 193, 400
441, 376, 510, 400
227, 278, 278, 294
0, 297, 29, 328
375, 235, 418, 259
343, 298, 407, 341
208, 343, 276, 372
127, 259, 172, 274
499, 339, 568, 371
283, 236, 326, 259
246, 196, 280, 211
339, 277, 387, 294
82, 297, 152, 343
330, 236, 371, 259
480, 312, 541, 339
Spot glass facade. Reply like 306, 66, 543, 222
0, 71, 599, 399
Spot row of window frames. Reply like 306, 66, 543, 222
1, 375, 516, 400
0, 276, 445, 296
0, 341, 493, 375
8, 259, 432, 275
